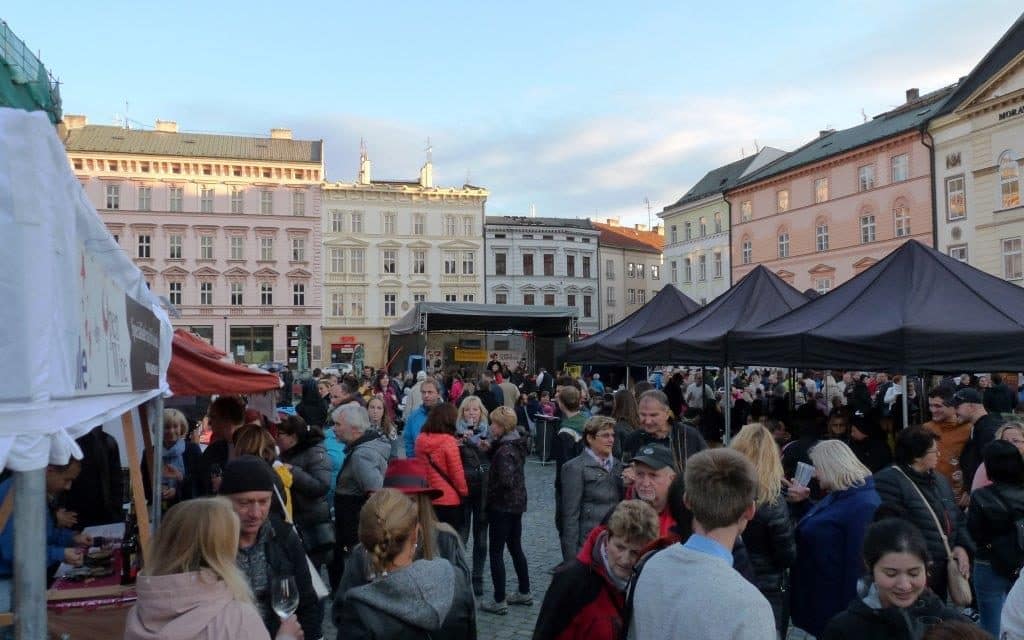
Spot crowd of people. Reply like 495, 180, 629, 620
9, 360, 1024, 639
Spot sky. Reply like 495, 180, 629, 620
4, 2, 1022, 226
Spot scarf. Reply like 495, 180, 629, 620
163, 438, 186, 477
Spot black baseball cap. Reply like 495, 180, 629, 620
631, 443, 676, 472
952, 388, 983, 406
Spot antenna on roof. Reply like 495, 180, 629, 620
359, 137, 367, 159
124, 100, 130, 130
425, 137, 433, 163
529, 203, 536, 218
644, 197, 652, 230
861, 108, 868, 123
754, 139, 760, 153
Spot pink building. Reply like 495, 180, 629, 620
729, 86, 955, 294
63, 116, 324, 368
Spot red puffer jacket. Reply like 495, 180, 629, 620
415, 432, 468, 506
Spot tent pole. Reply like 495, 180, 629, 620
150, 396, 165, 532
724, 362, 732, 444
625, 363, 631, 390
13, 468, 47, 639
901, 374, 910, 431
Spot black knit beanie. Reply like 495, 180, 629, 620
219, 455, 276, 495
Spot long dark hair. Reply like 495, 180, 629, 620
278, 414, 324, 449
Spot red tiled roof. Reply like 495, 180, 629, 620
593, 221, 664, 253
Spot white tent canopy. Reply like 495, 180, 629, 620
0, 108, 172, 472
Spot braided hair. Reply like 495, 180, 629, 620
359, 488, 419, 575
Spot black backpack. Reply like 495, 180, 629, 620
986, 489, 1024, 579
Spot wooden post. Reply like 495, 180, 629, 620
121, 411, 152, 556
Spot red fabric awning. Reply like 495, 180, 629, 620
169, 329, 281, 396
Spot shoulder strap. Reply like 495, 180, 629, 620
619, 547, 658, 640
892, 466, 953, 556
426, 454, 458, 494
0, 489, 14, 533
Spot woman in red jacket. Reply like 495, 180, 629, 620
415, 403, 469, 531
533, 500, 659, 640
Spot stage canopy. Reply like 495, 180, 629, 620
390, 302, 578, 338
729, 240, 1024, 371
169, 329, 281, 396
630, 266, 809, 366
564, 284, 700, 364
0, 108, 173, 471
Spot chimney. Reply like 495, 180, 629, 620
606, 217, 620, 227
819, 128, 835, 138
635, 223, 648, 232
357, 149, 372, 185
270, 128, 293, 140
653, 224, 664, 236
419, 160, 433, 188
155, 119, 178, 133
63, 114, 87, 130
905, 88, 920, 102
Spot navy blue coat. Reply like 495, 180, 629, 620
791, 477, 881, 638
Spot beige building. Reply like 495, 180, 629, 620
321, 150, 487, 367
931, 17, 1024, 281
593, 220, 665, 329
63, 116, 325, 368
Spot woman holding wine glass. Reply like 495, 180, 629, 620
125, 497, 303, 640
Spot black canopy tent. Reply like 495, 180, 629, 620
728, 240, 1024, 372
563, 284, 700, 365
629, 265, 809, 366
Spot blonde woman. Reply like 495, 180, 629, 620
456, 395, 489, 438
790, 440, 881, 638
125, 498, 301, 640
334, 489, 458, 638
456, 394, 491, 595
731, 424, 796, 637
972, 422, 1024, 491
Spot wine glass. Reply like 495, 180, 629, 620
272, 576, 299, 620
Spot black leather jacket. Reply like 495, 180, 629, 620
968, 482, 1024, 564
741, 495, 797, 592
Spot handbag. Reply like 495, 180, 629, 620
892, 466, 972, 606
273, 485, 330, 600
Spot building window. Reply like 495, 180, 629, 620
168, 234, 182, 259
606, 259, 615, 280
815, 277, 833, 295
894, 205, 911, 237
670, 260, 678, 282
523, 254, 534, 276
627, 263, 635, 278
639, 290, 647, 304
200, 282, 213, 305
383, 212, 396, 235
523, 293, 535, 306
713, 251, 722, 278
714, 212, 722, 233
137, 234, 151, 258
350, 248, 365, 274
638, 263, 646, 279
462, 252, 475, 275
946, 175, 966, 220
860, 215, 876, 243
292, 191, 305, 216
260, 237, 274, 261
670, 225, 678, 243
567, 294, 576, 308
566, 255, 575, 277
1000, 151, 1021, 209
413, 293, 426, 303
463, 294, 475, 302
776, 190, 790, 213
607, 313, 615, 326
168, 282, 182, 306
200, 235, 214, 260
891, 154, 909, 183
582, 256, 591, 278
699, 217, 707, 237
413, 214, 425, 235
292, 283, 305, 306
815, 222, 829, 252
814, 178, 829, 203
1003, 237, 1023, 280
444, 216, 457, 236
382, 249, 397, 274
684, 222, 692, 240
544, 293, 555, 306
351, 293, 365, 317
777, 231, 790, 258
106, 184, 120, 210
543, 253, 554, 277
948, 245, 968, 262
606, 286, 615, 306
291, 237, 305, 262
462, 217, 473, 236
741, 239, 752, 265
229, 188, 244, 214
583, 295, 593, 317
444, 251, 458, 275
261, 283, 273, 306
138, 186, 151, 211
627, 289, 636, 304
330, 248, 345, 273
413, 250, 426, 275
858, 165, 876, 191
495, 253, 508, 276
230, 282, 243, 306
260, 190, 273, 214
698, 254, 707, 281
228, 234, 241, 260
331, 292, 345, 316
740, 200, 752, 222
383, 293, 396, 317
651, 264, 660, 280
684, 258, 692, 283
200, 187, 214, 213
351, 212, 364, 233
330, 210, 343, 232
495, 292, 508, 305
169, 187, 183, 212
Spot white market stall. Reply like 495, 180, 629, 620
0, 108, 172, 638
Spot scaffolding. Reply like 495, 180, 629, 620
0, 20, 62, 123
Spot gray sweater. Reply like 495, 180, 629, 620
558, 451, 623, 561
630, 543, 776, 640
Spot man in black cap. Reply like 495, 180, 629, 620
954, 387, 1003, 488
629, 443, 679, 538
220, 455, 322, 640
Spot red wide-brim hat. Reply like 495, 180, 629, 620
381, 458, 443, 499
